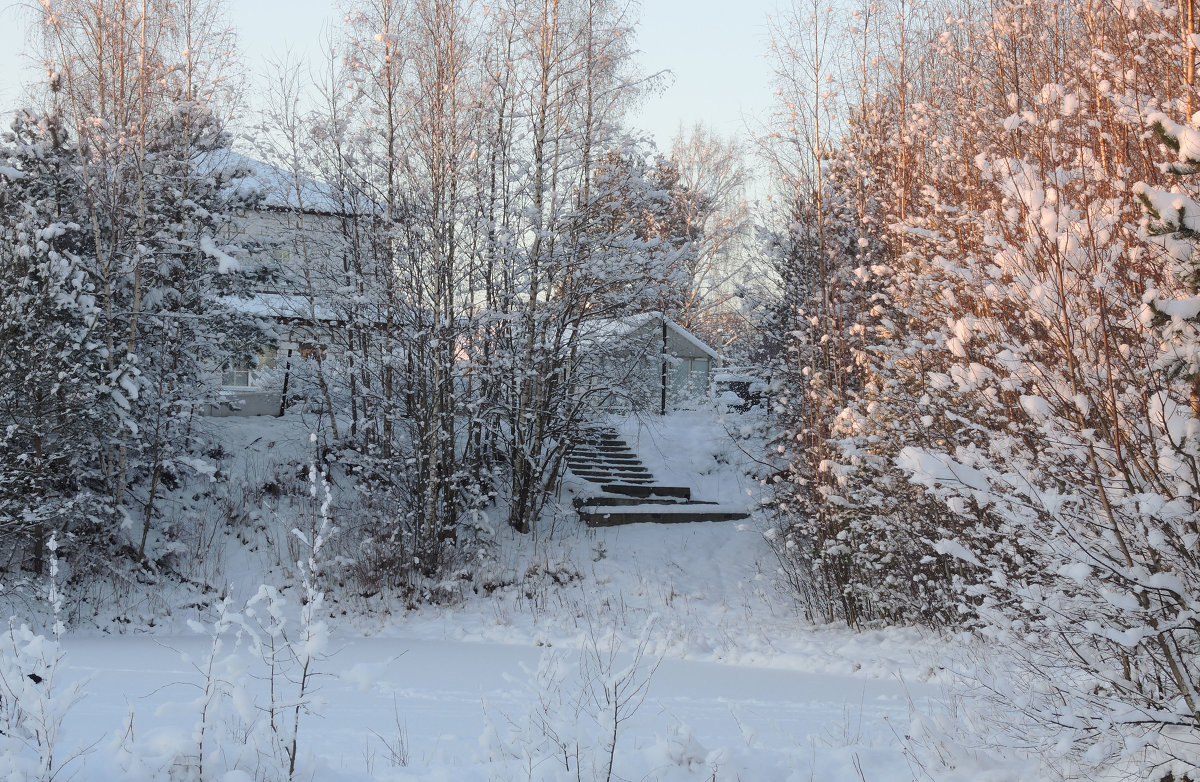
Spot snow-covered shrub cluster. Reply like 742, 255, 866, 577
759, 0, 1200, 774
484, 618, 665, 782
0, 537, 86, 781
103, 461, 337, 782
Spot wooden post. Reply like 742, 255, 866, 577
278, 347, 293, 417
661, 316, 668, 416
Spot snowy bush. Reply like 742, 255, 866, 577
486, 618, 661, 782
0, 621, 87, 781
0, 537, 87, 781
243, 448, 336, 780
756, 0, 1200, 773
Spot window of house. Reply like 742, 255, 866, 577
222, 346, 278, 388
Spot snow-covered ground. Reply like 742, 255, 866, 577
61, 626, 942, 781
3, 409, 994, 781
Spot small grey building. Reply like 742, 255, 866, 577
581, 313, 719, 414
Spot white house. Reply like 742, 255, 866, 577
203, 150, 358, 417
202, 154, 723, 418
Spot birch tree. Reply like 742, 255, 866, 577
666, 124, 752, 339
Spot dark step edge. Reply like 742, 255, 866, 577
570, 459, 640, 466
569, 452, 641, 459
571, 472, 656, 482
574, 496, 693, 508
570, 466, 652, 475
601, 484, 692, 500
581, 510, 750, 527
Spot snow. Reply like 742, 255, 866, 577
1153, 295, 1200, 320
1019, 394, 1052, 420
598, 411, 757, 509
576, 502, 749, 514
1, 410, 970, 781
200, 233, 240, 274
199, 148, 349, 215
1134, 181, 1200, 234
1150, 111, 1200, 164
932, 538, 984, 568
890, 223, 943, 242
54, 632, 939, 781
896, 446, 991, 496
1060, 93, 1079, 116
218, 292, 341, 322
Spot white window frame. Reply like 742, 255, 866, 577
222, 345, 278, 389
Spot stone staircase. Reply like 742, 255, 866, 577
566, 427, 750, 527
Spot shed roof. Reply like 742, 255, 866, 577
583, 312, 718, 360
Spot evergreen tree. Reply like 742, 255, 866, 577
35, 0, 265, 566
121, 103, 267, 560
0, 111, 127, 573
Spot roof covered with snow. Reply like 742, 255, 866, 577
200, 148, 351, 215
218, 292, 341, 323
581, 312, 718, 359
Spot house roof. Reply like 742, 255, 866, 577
219, 292, 341, 323
201, 148, 351, 215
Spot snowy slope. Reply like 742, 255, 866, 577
1, 409, 996, 781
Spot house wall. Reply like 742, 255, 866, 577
204, 322, 342, 417
235, 210, 351, 291
205, 204, 356, 417
206, 390, 282, 417
664, 329, 713, 405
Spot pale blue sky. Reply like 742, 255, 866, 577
0, 0, 781, 151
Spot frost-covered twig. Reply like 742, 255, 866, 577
244, 434, 337, 780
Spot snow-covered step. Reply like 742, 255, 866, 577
571, 472, 656, 485
567, 451, 639, 462
578, 502, 750, 527
572, 476, 655, 485
566, 457, 647, 469
577, 495, 687, 507
567, 465, 652, 478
